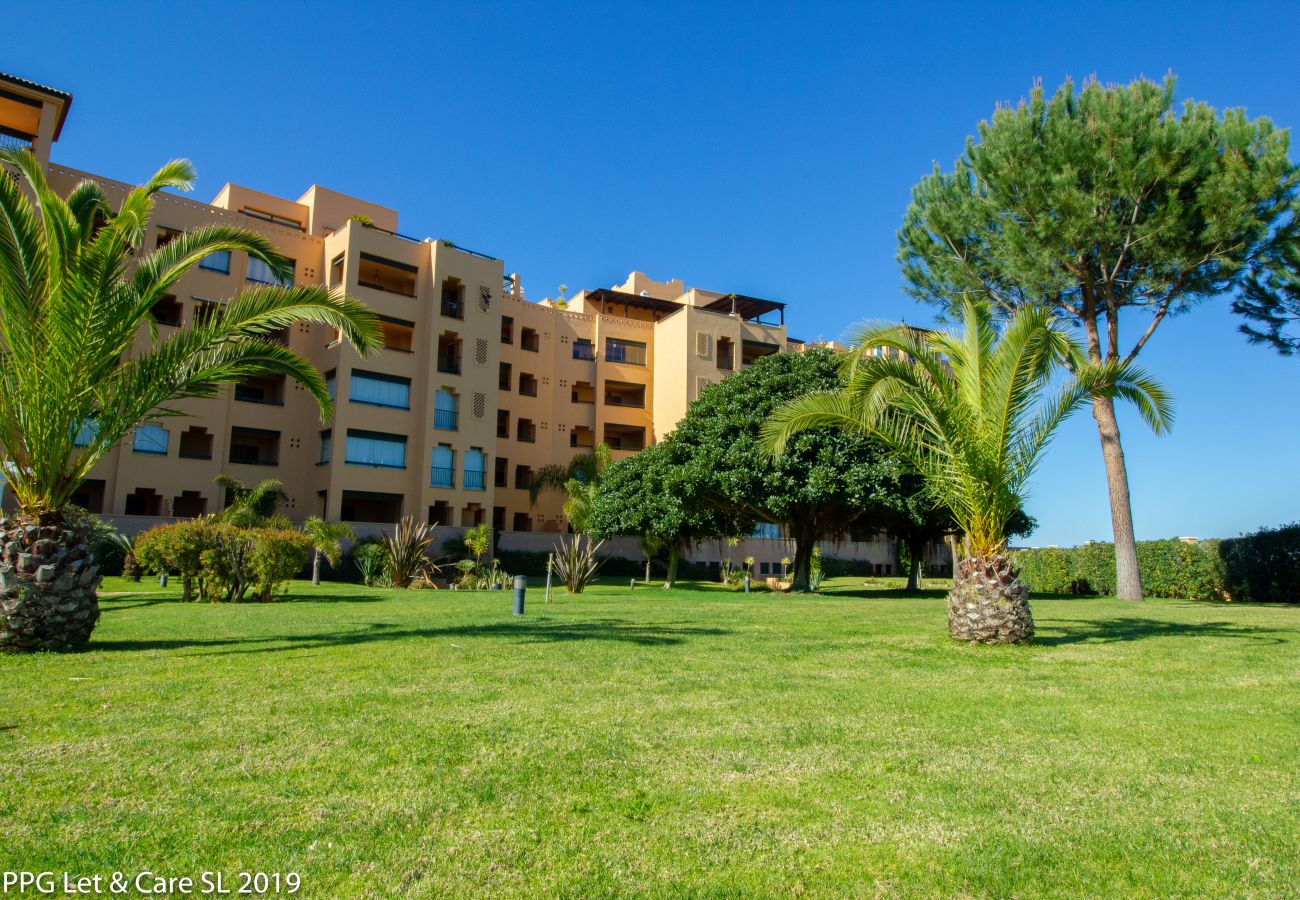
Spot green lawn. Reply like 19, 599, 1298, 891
2, 577, 1297, 898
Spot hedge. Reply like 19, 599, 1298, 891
1012, 524, 1300, 602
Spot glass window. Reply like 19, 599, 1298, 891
344, 430, 406, 468
573, 338, 595, 360
464, 448, 486, 490
349, 370, 411, 409
133, 423, 169, 455
434, 389, 458, 430
605, 337, 646, 365
246, 255, 294, 286
430, 444, 455, 487
318, 429, 332, 465
199, 250, 231, 274
72, 419, 99, 448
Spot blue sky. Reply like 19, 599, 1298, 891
9, 0, 1299, 544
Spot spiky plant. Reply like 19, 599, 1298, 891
0, 150, 380, 651
303, 517, 355, 585
529, 444, 612, 534
383, 517, 440, 588
552, 533, 604, 594
763, 298, 1172, 643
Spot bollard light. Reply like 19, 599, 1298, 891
744, 573, 751, 593
630, 578, 636, 591
512, 574, 527, 616
159, 573, 168, 588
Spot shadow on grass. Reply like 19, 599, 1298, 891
1034, 616, 1289, 646
91, 617, 731, 655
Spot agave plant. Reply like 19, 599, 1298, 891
763, 298, 1171, 643
552, 533, 604, 594
383, 517, 440, 588
0, 150, 380, 651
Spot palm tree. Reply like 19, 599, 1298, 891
303, 517, 355, 585
762, 299, 1171, 643
528, 443, 612, 534
0, 150, 381, 651
214, 475, 290, 528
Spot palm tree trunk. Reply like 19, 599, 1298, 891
312, 550, 322, 585
0, 513, 102, 652
947, 553, 1034, 644
1091, 394, 1144, 601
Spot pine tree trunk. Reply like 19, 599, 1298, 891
947, 553, 1034, 644
1091, 394, 1144, 601
0, 513, 102, 652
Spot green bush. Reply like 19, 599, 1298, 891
135, 519, 217, 601
1219, 523, 1300, 602
135, 521, 310, 602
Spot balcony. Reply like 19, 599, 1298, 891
519, 373, 538, 397
605, 338, 647, 366
441, 281, 465, 319
434, 408, 458, 431
430, 466, 454, 488
572, 339, 595, 361
717, 337, 735, 371
178, 427, 213, 461
228, 427, 280, 466
437, 333, 462, 375
464, 469, 485, 491
571, 381, 595, 404
234, 374, 285, 406
379, 316, 414, 353
517, 420, 536, 443
604, 380, 645, 408
496, 410, 510, 438
521, 327, 540, 352
357, 252, 417, 298
604, 424, 646, 452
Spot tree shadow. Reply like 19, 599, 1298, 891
91, 617, 731, 655
1034, 616, 1290, 646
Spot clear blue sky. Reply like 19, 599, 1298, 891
9, 0, 1299, 545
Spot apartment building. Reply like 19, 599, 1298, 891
1, 71, 941, 574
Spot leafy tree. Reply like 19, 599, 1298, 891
302, 517, 355, 585
1235, 238, 1300, 355
529, 444, 611, 533
763, 299, 1171, 643
897, 75, 1298, 601
587, 440, 731, 588
665, 347, 900, 591
0, 150, 380, 651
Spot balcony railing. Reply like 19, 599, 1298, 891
441, 298, 464, 319
463, 470, 485, 490
434, 409, 458, 430
430, 466, 454, 488
437, 355, 461, 375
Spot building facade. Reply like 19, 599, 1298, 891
1, 71, 947, 575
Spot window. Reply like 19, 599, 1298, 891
318, 430, 332, 465
124, 488, 162, 517
494, 457, 508, 487
178, 427, 213, 460
519, 373, 538, 397
155, 226, 182, 249
496, 410, 510, 438
346, 430, 406, 469
571, 381, 594, 404
515, 465, 533, 490
329, 253, 344, 286
246, 255, 294, 286
378, 316, 414, 352
573, 338, 595, 360
437, 333, 462, 375
228, 427, 280, 466
512, 512, 532, 532
464, 448, 486, 491
350, 370, 411, 409
199, 250, 231, 274
500, 316, 513, 344
605, 337, 646, 366
430, 444, 454, 487
73, 419, 99, 448
717, 336, 735, 371
240, 207, 303, 231
517, 419, 536, 443
151, 294, 182, 326
192, 299, 221, 324
325, 369, 337, 401
521, 327, 540, 352
133, 424, 169, 455
434, 389, 458, 430
498, 362, 512, 390
234, 374, 285, 405
440, 280, 464, 319
357, 252, 417, 297
604, 380, 645, 408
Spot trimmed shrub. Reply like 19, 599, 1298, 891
1220, 523, 1300, 602
135, 521, 310, 602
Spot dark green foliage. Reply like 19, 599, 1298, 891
134, 520, 311, 602
1236, 240, 1300, 356
1219, 523, 1300, 602
664, 348, 899, 590
1012, 537, 1288, 602
495, 549, 643, 578
62, 508, 126, 576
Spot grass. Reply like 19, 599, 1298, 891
2, 576, 1297, 897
